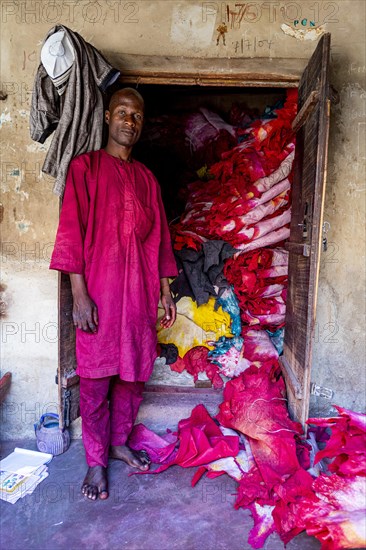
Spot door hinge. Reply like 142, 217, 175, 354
322, 220, 331, 252
63, 389, 71, 427
292, 89, 320, 132
284, 242, 310, 257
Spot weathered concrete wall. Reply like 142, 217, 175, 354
1, 0, 365, 438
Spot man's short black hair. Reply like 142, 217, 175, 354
108, 87, 144, 112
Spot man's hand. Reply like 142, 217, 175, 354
70, 273, 98, 333
73, 292, 99, 333
160, 293, 176, 329
159, 277, 176, 329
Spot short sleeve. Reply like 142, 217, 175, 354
30, 65, 60, 144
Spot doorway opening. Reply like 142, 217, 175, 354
132, 84, 294, 390
57, 36, 331, 429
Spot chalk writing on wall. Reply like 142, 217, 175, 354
233, 36, 273, 53
22, 50, 37, 71
348, 64, 366, 76
0, 82, 32, 106
1, 1, 139, 24
358, 122, 366, 160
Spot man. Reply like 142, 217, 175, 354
50, 88, 178, 500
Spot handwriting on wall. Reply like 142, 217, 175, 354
0, 82, 32, 106
22, 50, 37, 71
233, 36, 273, 53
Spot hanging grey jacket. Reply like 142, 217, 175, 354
30, 25, 120, 197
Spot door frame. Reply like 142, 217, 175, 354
112, 53, 305, 88
57, 53, 327, 429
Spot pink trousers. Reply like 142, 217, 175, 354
79, 376, 145, 467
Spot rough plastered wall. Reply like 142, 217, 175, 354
0, 0, 365, 438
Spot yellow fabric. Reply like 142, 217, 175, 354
157, 296, 233, 357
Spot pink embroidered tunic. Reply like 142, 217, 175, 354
50, 149, 178, 381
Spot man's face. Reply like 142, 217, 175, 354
105, 93, 144, 149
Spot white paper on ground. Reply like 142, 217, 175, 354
0, 448, 52, 476
0, 470, 49, 504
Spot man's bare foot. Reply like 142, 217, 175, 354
81, 465, 108, 500
110, 445, 151, 470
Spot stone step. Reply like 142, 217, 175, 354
136, 387, 224, 433
70, 387, 224, 439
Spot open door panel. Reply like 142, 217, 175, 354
280, 33, 331, 426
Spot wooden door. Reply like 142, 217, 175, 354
280, 33, 331, 426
